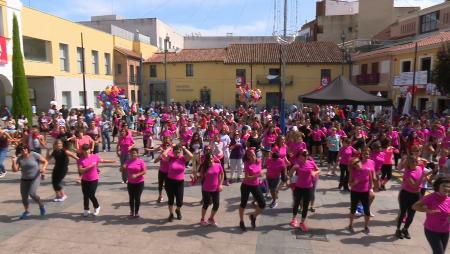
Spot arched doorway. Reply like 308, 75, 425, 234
0, 75, 13, 108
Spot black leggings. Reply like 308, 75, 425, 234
240, 183, 266, 209
350, 191, 370, 216
339, 164, 349, 189
81, 180, 99, 210
425, 228, 449, 254
165, 178, 184, 207
158, 171, 167, 193
220, 158, 227, 181
52, 167, 68, 191
397, 189, 420, 229
293, 187, 313, 219
202, 191, 220, 211
381, 164, 392, 180
127, 182, 144, 215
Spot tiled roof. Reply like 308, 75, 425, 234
354, 31, 450, 60
146, 48, 226, 63
114, 47, 142, 59
224, 41, 343, 64
145, 41, 343, 64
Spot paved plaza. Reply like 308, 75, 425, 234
0, 139, 437, 254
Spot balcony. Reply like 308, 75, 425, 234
356, 73, 380, 85
129, 75, 137, 84
256, 75, 293, 86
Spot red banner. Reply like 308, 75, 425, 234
0, 36, 7, 64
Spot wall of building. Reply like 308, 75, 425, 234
358, 0, 395, 40
155, 19, 183, 50
324, 0, 358, 16
184, 36, 278, 49
317, 14, 358, 43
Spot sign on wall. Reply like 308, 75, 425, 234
393, 71, 428, 86
0, 36, 7, 64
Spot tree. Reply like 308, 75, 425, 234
432, 42, 450, 96
11, 14, 32, 124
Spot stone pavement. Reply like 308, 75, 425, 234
0, 143, 438, 254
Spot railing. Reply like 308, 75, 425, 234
356, 73, 380, 85
256, 75, 294, 86
129, 75, 137, 84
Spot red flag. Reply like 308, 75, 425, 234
0, 36, 7, 64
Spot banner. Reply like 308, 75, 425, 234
393, 71, 428, 86
0, 36, 7, 64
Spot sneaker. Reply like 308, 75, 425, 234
299, 222, 308, 232
290, 218, 298, 228
269, 201, 278, 209
83, 210, 90, 217
0, 172, 5, 178
355, 211, 363, 217
93, 207, 101, 216
175, 209, 182, 220
401, 228, 411, 239
223, 180, 230, 186
39, 206, 46, 216
370, 212, 375, 217
54, 197, 61, 202
157, 196, 163, 203
168, 213, 174, 222
239, 221, 247, 231
20, 211, 30, 220
208, 218, 218, 227
347, 225, 355, 234
200, 218, 208, 226
249, 214, 256, 229
309, 207, 316, 213
363, 227, 370, 234
134, 214, 140, 219
59, 195, 67, 202
395, 229, 404, 239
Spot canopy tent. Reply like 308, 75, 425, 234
298, 76, 392, 106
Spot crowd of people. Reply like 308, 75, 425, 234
1, 102, 450, 254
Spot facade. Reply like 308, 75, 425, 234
143, 41, 346, 108
352, 31, 450, 113
79, 15, 184, 51
113, 47, 142, 103
184, 36, 278, 49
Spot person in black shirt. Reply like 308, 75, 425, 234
59, 105, 69, 119
246, 131, 262, 159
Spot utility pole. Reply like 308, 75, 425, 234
280, 0, 288, 134
81, 33, 87, 117
411, 42, 418, 114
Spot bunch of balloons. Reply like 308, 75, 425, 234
96, 85, 131, 113
237, 85, 262, 103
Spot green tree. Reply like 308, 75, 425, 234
11, 14, 32, 124
432, 42, 450, 96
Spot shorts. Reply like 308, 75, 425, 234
267, 177, 280, 191
312, 141, 321, 146
327, 151, 338, 163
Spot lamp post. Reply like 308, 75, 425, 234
341, 30, 346, 76
164, 35, 170, 81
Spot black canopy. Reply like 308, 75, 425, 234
298, 76, 392, 106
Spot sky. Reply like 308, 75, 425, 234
25, 0, 444, 36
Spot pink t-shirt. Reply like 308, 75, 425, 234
311, 130, 325, 142
243, 160, 262, 186
351, 159, 374, 192
162, 129, 173, 138
272, 145, 287, 159
287, 141, 306, 155
383, 147, 395, 165
402, 166, 423, 193
181, 130, 193, 145
336, 130, 347, 138
202, 163, 223, 192
125, 158, 146, 184
78, 154, 101, 181
295, 160, 317, 188
159, 150, 172, 173
339, 146, 357, 165
118, 135, 134, 155
77, 135, 93, 152
388, 131, 399, 147
263, 133, 277, 147
422, 192, 450, 233
370, 151, 385, 172
266, 157, 285, 179
167, 155, 186, 181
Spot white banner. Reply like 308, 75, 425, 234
393, 71, 428, 86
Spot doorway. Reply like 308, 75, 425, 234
418, 98, 428, 113
149, 82, 168, 105
200, 87, 211, 106
266, 92, 280, 110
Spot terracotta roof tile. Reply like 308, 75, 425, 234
354, 31, 450, 60
146, 48, 225, 63
114, 47, 142, 59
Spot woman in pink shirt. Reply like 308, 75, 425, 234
117, 128, 135, 184
310, 125, 325, 166
153, 136, 173, 203
380, 139, 399, 191
122, 148, 147, 218
338, 138, 357, 191
348, 153, 375, 234
387, 126, 400, 167
197, 153, 224, 226
266, 151, 288, 209
289, 150, 319, 232
162, 145, 193, 222
239, 149, 266, 231
77, 144, 115, 217
413, 177, 450, 254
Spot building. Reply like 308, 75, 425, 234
352, 31, 450, 113
299, 0, 419, 47
184, 35, 278, 49
113, 47, 143, 103
0, 1, 157, 112
79, 15, 184, 51
143, 41, 346, 108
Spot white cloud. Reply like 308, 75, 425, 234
173, 21, 269, 36
395, 0, 444, 9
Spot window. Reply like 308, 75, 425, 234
129, 65, 135, 83
79, 91, 86, 107
131, 92, 136, 103
361, 64, 368, 75
104, 53, 111, 75
59, 43, 69, 71
117, 64, 122, 74
371, 62, 379, 74
268, 68, 280, 84
186, 64, 194, 77
420, 11, 439, 34
62, 91, 72, 108
23, 36, 52, 62
93, 91, 100, 108
91, 50, 99, 74
236, 69, 246, 85
401, 61, 412, 73
150, 65, 157, 77
421, 57, 432, 83
159, 37, 163, 50
77, 47, 83, 73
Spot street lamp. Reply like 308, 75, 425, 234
164, 35, 170, 82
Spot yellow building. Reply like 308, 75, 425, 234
353, 31, 450, 113
0, 1, 157, 112
143, 41, 345, 108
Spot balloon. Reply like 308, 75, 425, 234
105, 88, 111, 96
